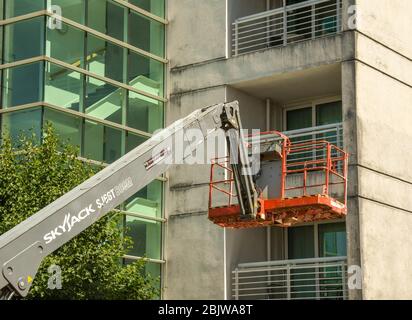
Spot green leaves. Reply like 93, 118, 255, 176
0, 124, 158, 300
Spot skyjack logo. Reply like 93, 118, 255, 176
43, 205, 96, 244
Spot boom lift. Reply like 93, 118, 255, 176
0, 101, 258, 299
0, 100, 348, 299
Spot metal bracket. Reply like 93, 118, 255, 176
2, 242, 44, 297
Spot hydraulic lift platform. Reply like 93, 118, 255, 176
208, 134, 348, 228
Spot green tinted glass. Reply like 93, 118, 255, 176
2, 62, 44, 108
87, 33, 125, 83
5, 0, 45, 19
288, 225, 315, 259
45, 63, 82, 111
318, 223, 347, 257
87, 0, 125, 42
83, 120, 122, 163
125, 180, 163, 219
128, 51, 164, 97
1, 108, 43, 145
3, 17, 45, 63
125, 216, 162, 260
128, 0, 165, 18
46, 22, 85, 67
286, 107, 312, 130
85, 77, 124, 125
129, 11, 164, 57
316, 101, 342, 126
43, 108, 82, 147
50, 0, 85, 24
127, 91, 163, 133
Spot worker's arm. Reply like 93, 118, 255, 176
0, 101, 257, 298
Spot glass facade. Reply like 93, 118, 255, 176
0, 0, 166, 294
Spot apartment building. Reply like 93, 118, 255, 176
0, 0, 166, 295
164, 0, 412, 300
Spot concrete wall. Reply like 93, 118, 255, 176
167, 0, 227, 68
356, 0, 412, 59
170, 35, 343, 95
164, 87, 227, 299
347, 0, 412, 300
226, 86, 266, 130
355, 61, 412, 299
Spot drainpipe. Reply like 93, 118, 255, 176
266, 98, 271, 262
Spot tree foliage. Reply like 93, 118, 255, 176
0, 125, 158, 299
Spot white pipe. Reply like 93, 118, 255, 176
265, 98, 271, 262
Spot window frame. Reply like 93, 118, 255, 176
284, 219, 346, 260
282, 96, 342, 131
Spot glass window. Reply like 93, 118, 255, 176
87, 0, 125, 42
124, 131, 163, 219
46, 21, 85, 67
286, 107, 312, 130
83, 120, 122, 163
3, 17, 45, 64
316, 101, 342, 126
126, 131, 147, 152
128, 50, 164, 97
288, 225, 316, 299
85, 77, 124, 125
50, 0, 85, 24
145, 262, 161, 282
128, 91, 163, 133
125, 180, 163, 219
318, 223, 347, 257
87, 34, 125, 83
125, 216, 162, 260
45, 63, 82, 111
1, 108, 43, 145
123, 259, 161, 293
129, 11, 164, 57
43, 108, 82, 148
5, 0, 45, 19
2, 62, 44, 108
128, 0, 165, 18
288, 226, 314, 259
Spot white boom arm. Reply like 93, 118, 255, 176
0, 101, 257, 298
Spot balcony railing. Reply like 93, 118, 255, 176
283, 122, 343, 164
232, 256, 348, 300
232, 0, 342, 56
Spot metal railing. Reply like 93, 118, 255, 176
232, 256, 348, 300
283, 122, 343, 165
232, 0, 342, 56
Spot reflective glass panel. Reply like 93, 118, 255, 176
127, 91, 163, 133
83, 120, 122, 163
85, 77, 124, 125
129, 11, 164, 57
3, 17, 44, 63
2, 62, 44, 107
43, 108, 82, 148
45, 63, 82, 111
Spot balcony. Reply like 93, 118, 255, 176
232, 0, 343, 56
232, 256, 348, 300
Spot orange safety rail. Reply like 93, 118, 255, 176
208, 134, 348, 228
209, 157, 237, 209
